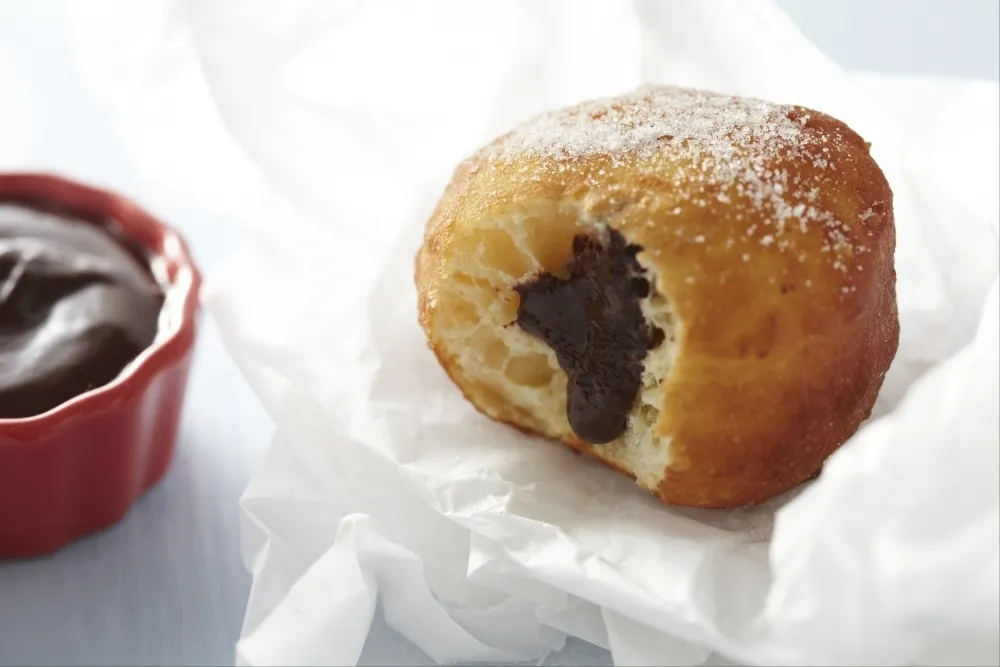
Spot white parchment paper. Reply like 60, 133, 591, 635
66, 1, 1000, 664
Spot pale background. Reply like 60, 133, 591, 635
0, 1, 996, 665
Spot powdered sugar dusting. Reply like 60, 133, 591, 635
482, 85, 873, 292
494, 85, 804, 163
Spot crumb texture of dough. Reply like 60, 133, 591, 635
415, 85, 899, 508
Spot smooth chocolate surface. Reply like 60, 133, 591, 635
514, 229, 653, 444
0, 202, 164, 419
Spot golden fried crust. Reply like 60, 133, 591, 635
416, 86, 898, 508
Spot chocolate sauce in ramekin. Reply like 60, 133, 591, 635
0, 202, 164, 419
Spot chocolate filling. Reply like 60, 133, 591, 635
0, 202, 164, 419
514, 229, 656, 444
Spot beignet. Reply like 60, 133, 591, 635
415, 85, 899, 508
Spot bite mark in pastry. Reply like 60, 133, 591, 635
415, 85, 899, 508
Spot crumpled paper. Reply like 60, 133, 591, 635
65, 0, 1000, 664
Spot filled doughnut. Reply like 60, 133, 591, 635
415, 85, 899, 508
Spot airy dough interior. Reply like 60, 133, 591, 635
433, 202, 678, 490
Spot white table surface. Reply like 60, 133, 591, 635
0, 1, 996, 665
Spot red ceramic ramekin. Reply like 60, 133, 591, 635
0, 173, 201, 559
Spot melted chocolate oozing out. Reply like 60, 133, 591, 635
0, 203, 164, 419
514, 229, 654, 445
